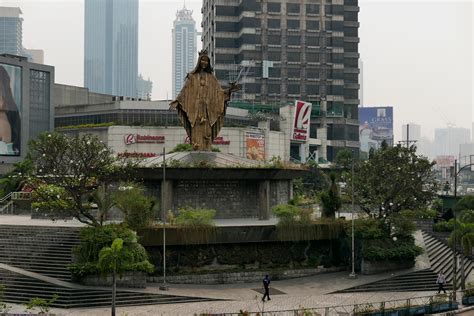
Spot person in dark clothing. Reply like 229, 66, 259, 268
262, 274, 271, 302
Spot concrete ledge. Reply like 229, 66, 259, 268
148, 266, 345, 284
361, 259, 414, 275
80, 271, 147, 288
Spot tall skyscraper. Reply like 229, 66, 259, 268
136, 74, 153, 100
202, 0, 360, 161
434, 127, 471, 157
84, 0, 138, 98
172, 5, 198, 99
0, 7, 23, 56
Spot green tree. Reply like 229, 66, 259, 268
28, 132, 137, 226
454, 196, 474, 213
335, 149, 353, 169
114, 183, 155, 230
0, 159, 34, 197
320, 173, 341, 218
92, 185, 116, 226
449, 210, 474, 289
98, 238, 133, 316
353, 145, 437, 217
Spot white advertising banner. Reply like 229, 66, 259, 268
291, 100, 312, 142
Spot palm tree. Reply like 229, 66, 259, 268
98, 238, 133, 316
449, 210, 474, 290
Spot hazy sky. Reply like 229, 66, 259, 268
3, 0, 473, 141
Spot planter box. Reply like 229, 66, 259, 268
408, 306, 426, 315
80, 271, 146, 288
361, 259, 414, 275
429, 302, 458, 313
462, 296, 474, 305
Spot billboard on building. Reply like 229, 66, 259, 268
246, 131, 265, 161
291, 100, 312, 142
359, 106, 393, 154
0, 63, 22, 156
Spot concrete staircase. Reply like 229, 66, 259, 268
0, 224, 217, 308
0, 225, 79, 281
336, 230, 473, 293
422, 231, 473, 288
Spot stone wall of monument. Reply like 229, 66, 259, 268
172, 179, 259, 218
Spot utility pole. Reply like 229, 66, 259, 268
399, 124, 417, 148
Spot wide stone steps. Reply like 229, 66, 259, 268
334, 269, 452, 293
335, 230, 474, 293
0, 225, 80, 281
0, 224, 218, 307
0, 268, 215, 308
422, 231, 473, 287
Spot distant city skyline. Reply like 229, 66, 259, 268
2, 0, 472, 142
84, 0, 139, 97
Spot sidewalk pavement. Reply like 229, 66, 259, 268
4, 270, 451, 316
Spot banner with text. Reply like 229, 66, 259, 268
291, 100, 312, 142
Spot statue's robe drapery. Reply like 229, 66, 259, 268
174, 71, 230, 151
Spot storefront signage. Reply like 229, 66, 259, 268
118, 152, 157, 158
124, 134, 165, 145
291, 100, 312, 142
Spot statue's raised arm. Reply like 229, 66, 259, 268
170, 50, 240, 151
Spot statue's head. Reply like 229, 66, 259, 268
191, 50, 213, 74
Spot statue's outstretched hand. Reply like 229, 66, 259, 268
169, 100, 179, 109
230, 82, 242, 93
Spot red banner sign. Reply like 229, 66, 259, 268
124, 134, 165, 145
291, 100, 312, 142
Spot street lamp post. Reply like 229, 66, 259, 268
160, 148, 169, 291
349, 150, 357, 279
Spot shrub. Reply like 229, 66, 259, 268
362, 239, 423, 261
272, 204, 300, 224
114, 183, 156, 230
352, 217, 385, 239
25, 294, 58, 314
464, 283, 474, 297
70, 224, 154, 278
176, 207, 216, 227
434, 220, 454, 232
399, 209, 437, 219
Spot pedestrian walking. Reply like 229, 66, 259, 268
262, 274, 271, 302
436, 271, 446, 294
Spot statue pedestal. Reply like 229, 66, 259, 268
137, 152, 306, 220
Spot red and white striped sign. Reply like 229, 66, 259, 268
291, 100, 312, 142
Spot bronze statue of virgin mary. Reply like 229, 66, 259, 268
170, 50, 240, 151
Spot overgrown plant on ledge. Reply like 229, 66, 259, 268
272, 204, 344, 241
174, 207, 217, 244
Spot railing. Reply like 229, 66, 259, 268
0, 192, 13, 204
11, 192, 32, 200
0, 201, 14, 214
217, 293, 460, 316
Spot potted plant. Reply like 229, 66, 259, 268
462, 283, 474, 305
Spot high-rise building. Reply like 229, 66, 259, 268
84, 0, 138, 98
202, 0, 360, 161
434, 127, 471, 157
172, 5, 198, 99
0, 7, 23, 56
136, 74, 153, 100
23, 49, 44, 64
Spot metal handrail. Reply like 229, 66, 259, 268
0, 192, 13, 204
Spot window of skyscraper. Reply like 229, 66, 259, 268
287, 20, 300, 30
268, 3, 281, 13
287, 3, 300, 14
306, 4, 320, 15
